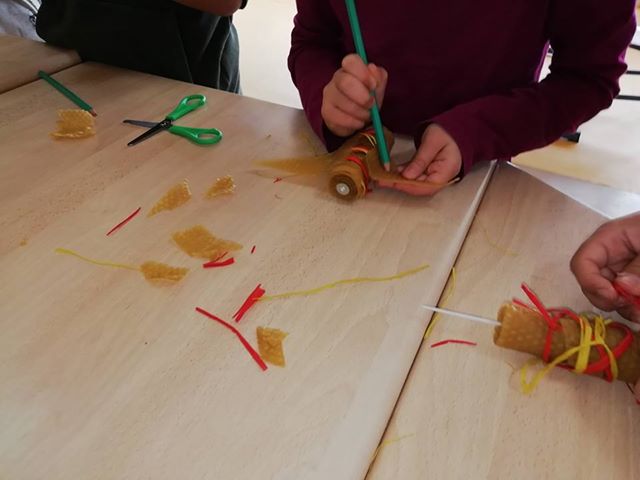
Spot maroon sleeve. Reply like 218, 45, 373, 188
288, 0, 346, 150
422, 0, 636, 174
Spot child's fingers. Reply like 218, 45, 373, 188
377, 180, 444, 196
332, 93, 371, 122
322, 103, 365, 134
323, 82, 370, 122
334, 70, 373, 108
342, 54, 376, 90
402, 137, 445, 179
425, 154, 461, 186
570, 247, 619, 311
368, 64, 388, 105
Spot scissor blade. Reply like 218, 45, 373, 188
123, 119, 157, 128
127, 119, 170, 147
421, 305, 500, 327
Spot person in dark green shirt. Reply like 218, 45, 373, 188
36, 0, 246, 92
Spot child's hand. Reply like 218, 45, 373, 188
378, 124, 462, 196
570, 213, 640, 323
321, 54, 388, 137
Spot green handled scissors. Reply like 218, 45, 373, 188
124, 94, 223, 146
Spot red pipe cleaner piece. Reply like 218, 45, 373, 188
232, 284, 266, 323
202, 257, 235, 269
345, 154, 371, 185
520, 283, 562, 362
430, 339, 477, 348
195, 307, 267, 371
106, 207, 141, 236
273, 177, 283, 183
516, 284, 634, 381
251, 245, 256, 254
614, 282, 640, 309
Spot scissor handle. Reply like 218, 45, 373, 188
166, 94, 206, 121
168, 125, 223, 145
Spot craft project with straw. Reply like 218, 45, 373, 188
424, 283, 640, 394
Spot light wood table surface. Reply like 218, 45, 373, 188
0, 63, 494, 479
0, 34, 80, 94
368, 164, 640, 480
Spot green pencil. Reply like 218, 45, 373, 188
38, 70, 97, 116
344, 0, 390, 171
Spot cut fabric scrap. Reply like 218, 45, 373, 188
256, 326, 288, 367
261, 263, 429, 301
172, 225, 242, 260
195, 307, 267, 371
140, 261, 188, 282
148, 180, 192, 217
494, 284, 639, 394
106, 207, 141, 236
255, 156, 329, 176
50, 109, 96, 139
205, 175, 235, 198
233, 284, 266, 322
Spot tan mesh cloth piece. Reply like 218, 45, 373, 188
148, 180, 192, 217
256, 327, 288, 367
50, 109, 96, 139
172, 225, 242, 260
205, 175, 236, 198
139, 261, 188, 282
494, 303, 640, 384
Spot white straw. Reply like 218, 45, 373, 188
421, 305, 500, 327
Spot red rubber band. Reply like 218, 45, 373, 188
430, 339, 477, 348
195, 307, 267, 371
345, 154, 371, 186
251, 245, 256, 254
106, 207, 141, 236
614, 282, 640, 309
516, 284, 634, 381
232, 284, 266, 323
202, 257, 235, 268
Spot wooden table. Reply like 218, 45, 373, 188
0, 34, 80, 94
0, 63, 494, 479
368, 165, 640, 479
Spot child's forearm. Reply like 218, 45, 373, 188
174, 0, 243, 16
418, 0, 636, 174
288, 0, 345, 149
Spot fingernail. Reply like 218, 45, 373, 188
402, 167, 415, 179
616, 272, 640, 290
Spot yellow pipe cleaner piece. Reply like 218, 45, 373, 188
519, 314, 618, 394
480, 224, 518, 258
260, 264, 429, 301
369, 433, 415, 464
54, 248, 139, 271
424, 267, 457, 340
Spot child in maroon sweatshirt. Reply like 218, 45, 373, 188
288, 1, 636, 195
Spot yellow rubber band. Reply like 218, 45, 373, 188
260, 263, 429, 301
519, 314, 620, 394
54, 248, 139, 271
